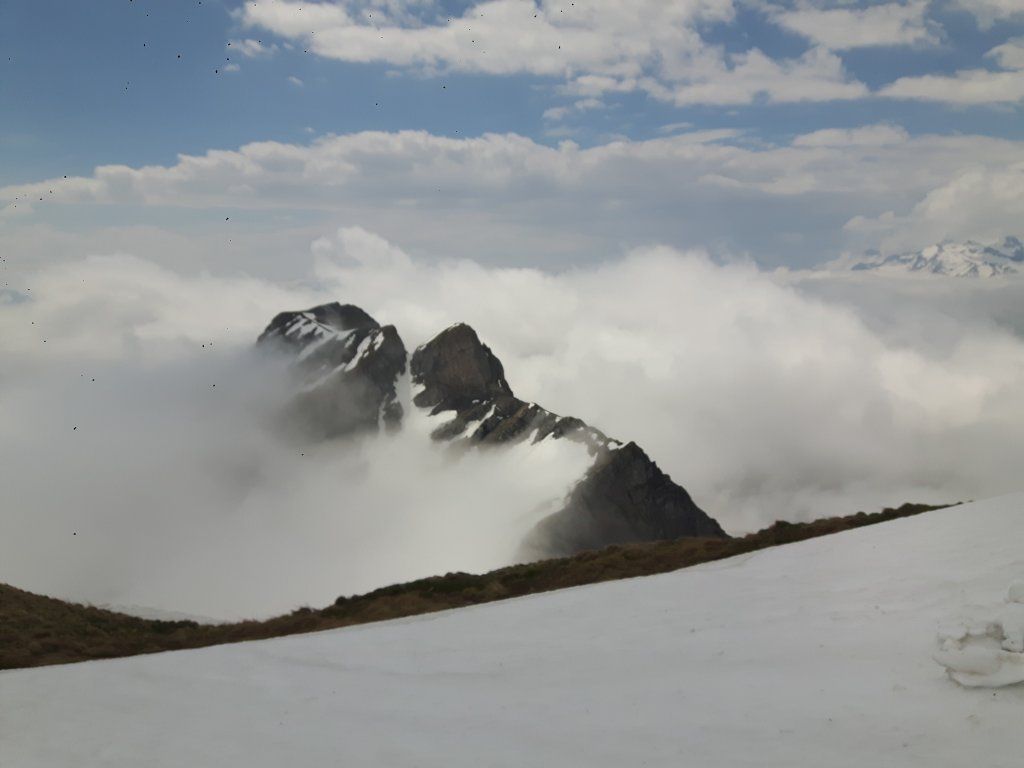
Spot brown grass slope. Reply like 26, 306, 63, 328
1, 502, 950, 671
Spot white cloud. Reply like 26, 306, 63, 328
241, 0, 735, 76
948, 0, 1024, 29
223, 63, 241, 73
880, 40, 1024, 105
542, 97, 606, 122
792, 123, 910, 147
666, 46, 868, 105
287, 75, 305, 87
772, 1, 938, 50
228, 38, 279, 57
881, 71, 1024, 105
6, 229, 1024, 618
541, 106, 571, 122
238, 0, 869, 106
845, 162, 1024, 251
657, 121, 694, 134
989, 37, 1024, 71
3, 127, 1023, 269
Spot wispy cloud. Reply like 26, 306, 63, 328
227, 38, 279, 58
769, 1, 939, 50
880, 40, 1024, 105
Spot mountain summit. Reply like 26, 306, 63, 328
843, 236, 1023, 278
257, 302, 406, 437
258, 303, 726, 559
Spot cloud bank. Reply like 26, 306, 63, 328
3, 126, 1023, 274
237, 0, 868, 107
4, 228, 1024, 618
234, 0, 1024, 108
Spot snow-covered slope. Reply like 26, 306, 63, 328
844, 237, 1024, 278
4, 494, 1024, 767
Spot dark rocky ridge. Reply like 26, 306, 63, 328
410, 322, 728, 553
258, 303, 728, 557
522, 442, 727, 558
257, 302, 406, 438
411, 324, 612, 453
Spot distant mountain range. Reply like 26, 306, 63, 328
839, 236, 1023, 278
257, 303, 726, 560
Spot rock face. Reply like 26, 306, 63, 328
410, 324, 613, 452
257, 302, 407, 438
258, 304, 728, 557
410, 323, 727, 555
410, 324, 512, 411
523, 442, 727, 558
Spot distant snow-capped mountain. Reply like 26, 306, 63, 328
845, 237, 1023, 278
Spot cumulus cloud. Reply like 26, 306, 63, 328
5, 228, 1024, 619
661, 46, 868, 106
880, 39, 1024, 105
791, 123, 910, 147
3, 127, 1023, 269
237, 0, 871, 106
228, 38, 279, 57
0, 253, 592, 619
845, 163, 1024, 250
240, 0, 733, 77
948, 0, 1024, 29
771, 1, 938, 50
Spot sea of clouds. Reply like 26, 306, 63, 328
3, 227, 1024, 618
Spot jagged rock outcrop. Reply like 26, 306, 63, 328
411, 323, 727, 554
257, 302, 407, 438
411, 324, 614, 452
522, 442, 727, 558
258, 304, 728, 557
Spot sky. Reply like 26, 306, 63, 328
1, 0, 1023, 278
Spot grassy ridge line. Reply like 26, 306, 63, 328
1, 502, 950, 671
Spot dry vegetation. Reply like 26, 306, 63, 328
1, 502, 950, 671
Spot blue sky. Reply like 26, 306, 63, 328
2, 0, 1024, 274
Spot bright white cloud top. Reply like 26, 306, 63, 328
771, 1, 938, 50
238, 0, 873, 106
4, 494, 1024, 766
5, 229, 1024, 617
235, 0, 1024, 107
3, 126, 1023, 274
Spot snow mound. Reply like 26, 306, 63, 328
934, 581, 1024, 688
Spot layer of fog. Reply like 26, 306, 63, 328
3, 230, 1024, 617
0, 349, 592, 619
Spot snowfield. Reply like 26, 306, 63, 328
4, 494, 1024, 767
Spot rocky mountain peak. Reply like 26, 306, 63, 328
256, 302, 406, 438
257, 304, 728, 558
522, 441, 728, 558
843, 236, 1024, 278
410, 323, 513, 411
258, 302, 380, 351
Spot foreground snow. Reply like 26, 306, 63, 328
4, 495, 1024, 767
